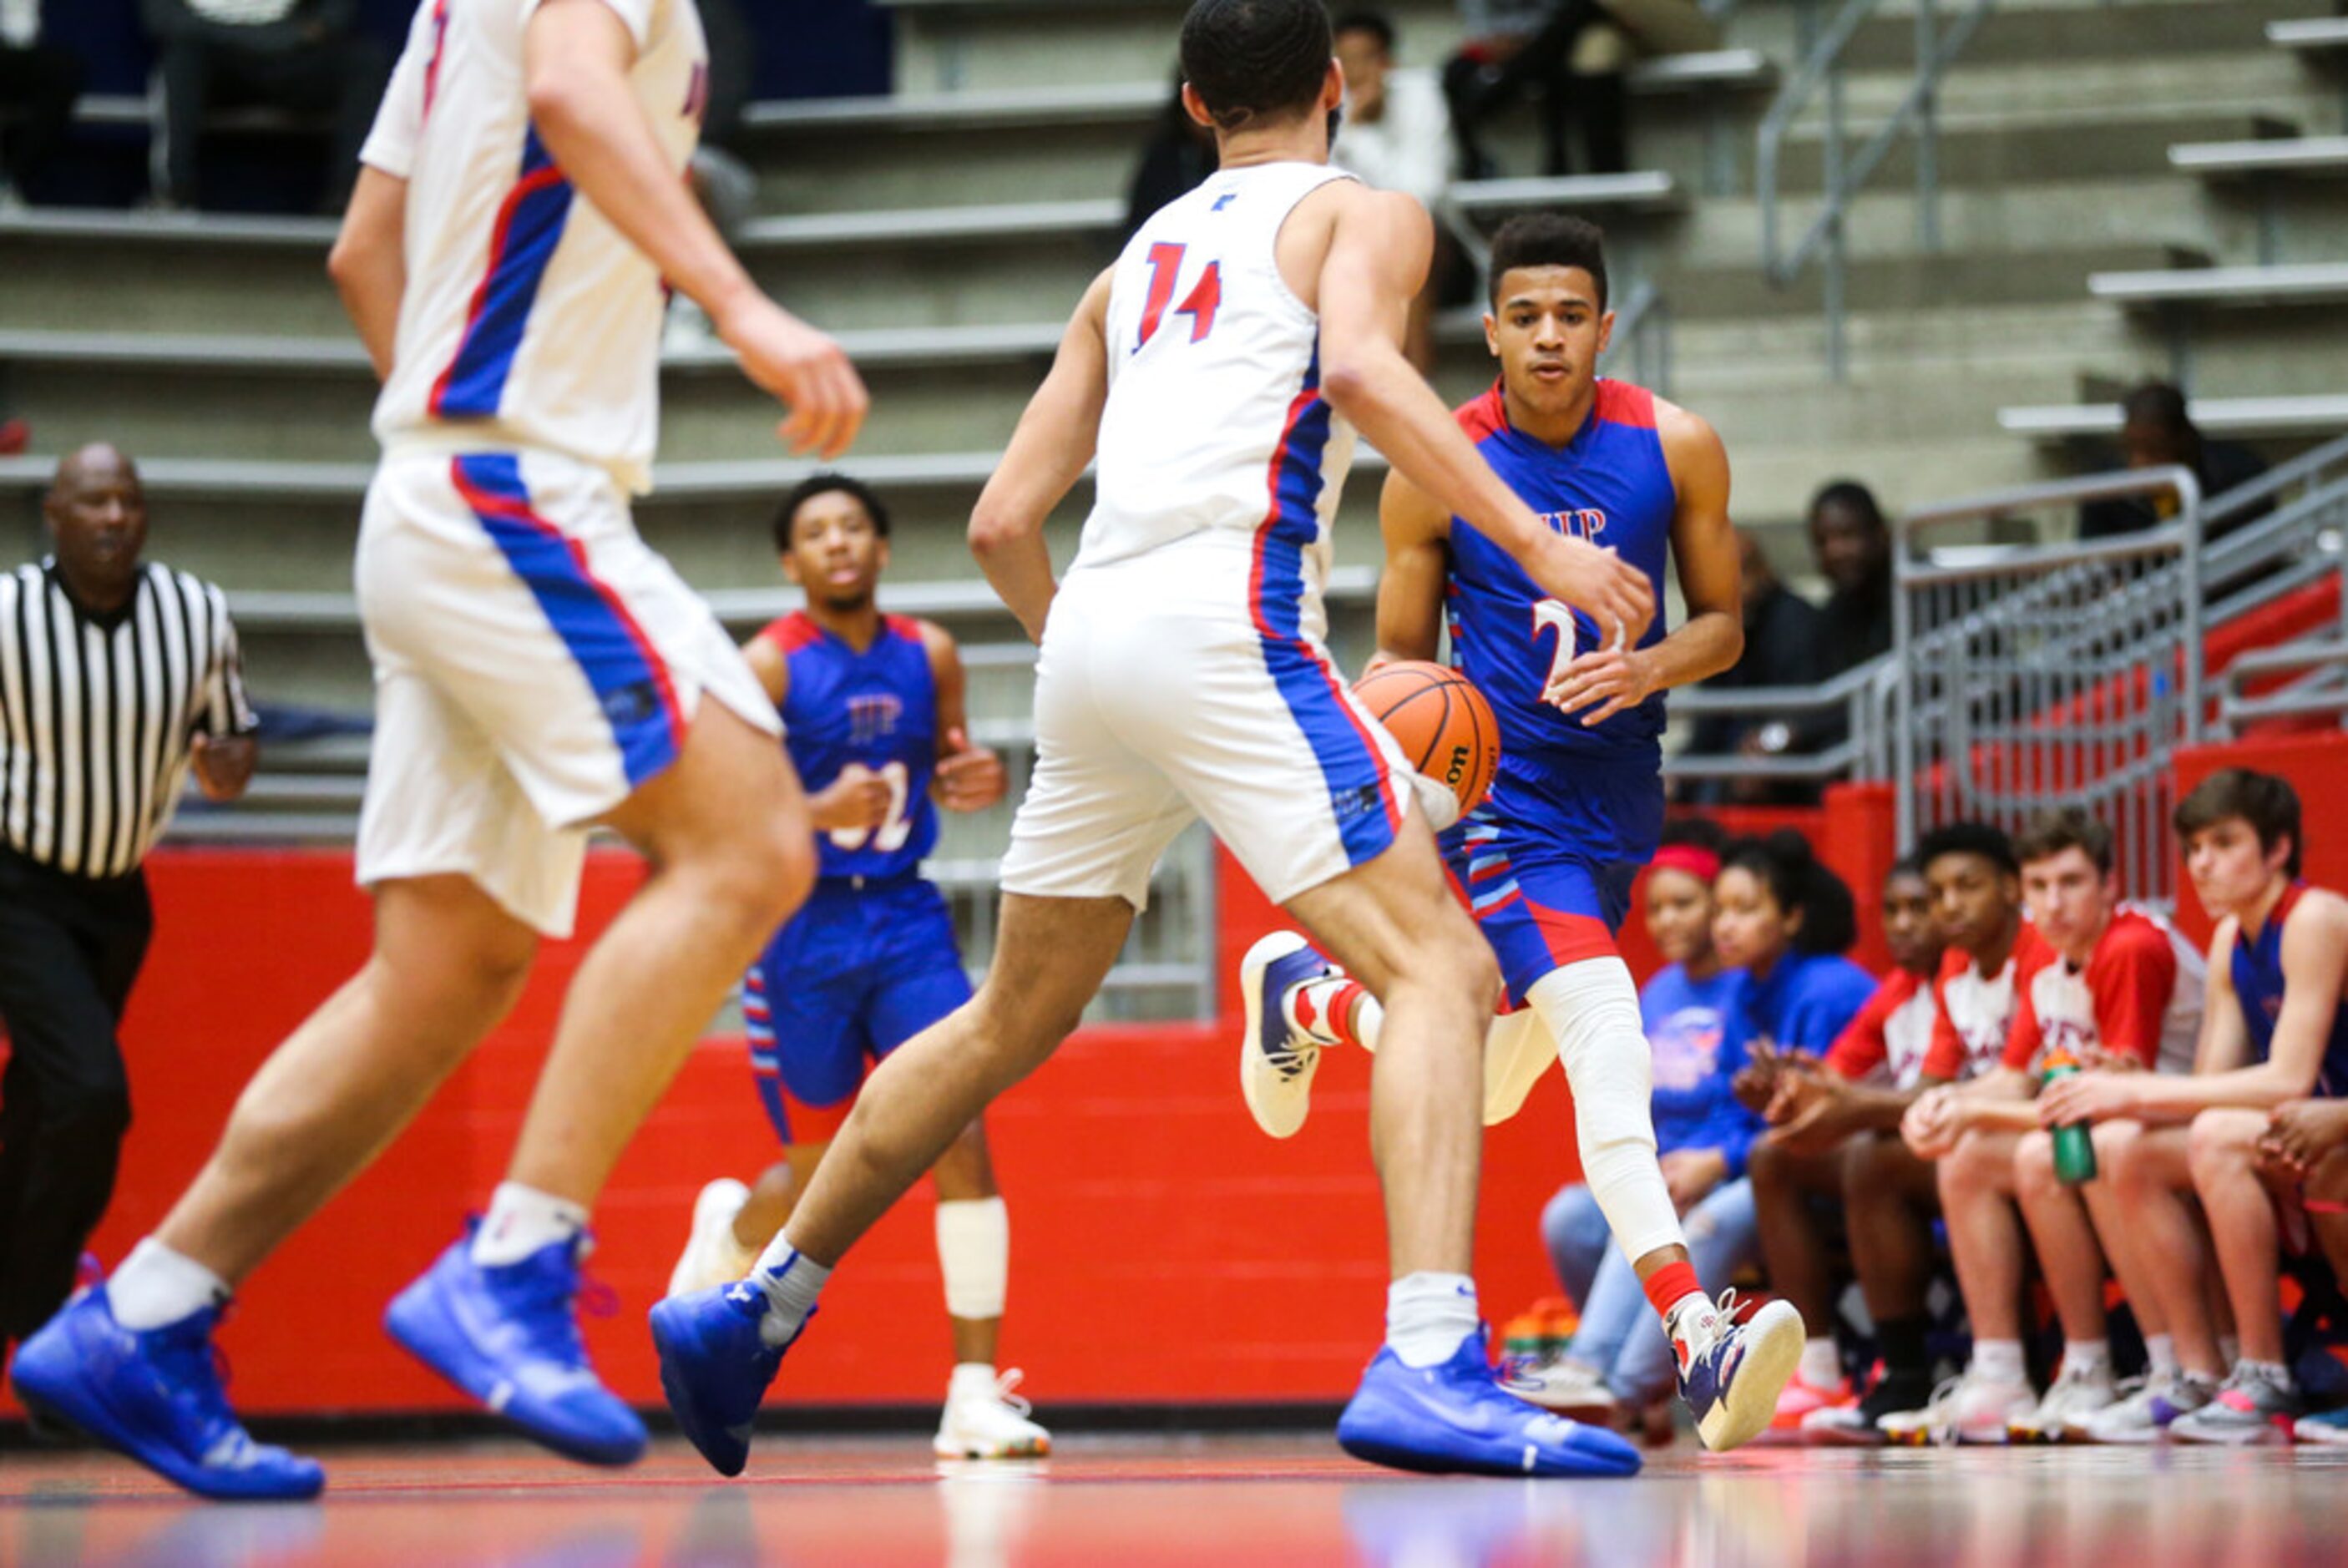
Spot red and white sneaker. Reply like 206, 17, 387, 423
1769, 1369, 1853, 1436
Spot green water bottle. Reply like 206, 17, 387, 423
2043, 1046, 2098, 1185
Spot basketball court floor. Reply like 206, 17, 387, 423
7, 1430, 2345, 1565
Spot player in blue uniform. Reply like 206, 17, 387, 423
663, 474, 1048, 1459
2028, 768, 2348, 1444
1238, 213, 1804, 1452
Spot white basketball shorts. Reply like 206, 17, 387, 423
999, 534, 1414, 911
353, 448, 778, 937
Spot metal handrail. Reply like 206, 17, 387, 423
2218, 639, 2348, 736
1755, 0, 1996, 378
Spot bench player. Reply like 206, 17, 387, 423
1229, 211, 1804, 1453
12, 0, 865, 1499
652, 0, 1667, 1480
664, 473, 1047, 1459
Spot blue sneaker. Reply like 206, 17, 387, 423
1239, 932, 1344, 1139
1677, 1293, 1805, 1452
650, 1279, 802, 1477
1336, 1330, 1642, 1477
9, 1287, 323, 1500
384, 1232, 645, 1466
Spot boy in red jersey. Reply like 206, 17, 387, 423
2051, 771, 2348, 1443
1889, 809, 2205, 1444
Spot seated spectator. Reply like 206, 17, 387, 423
1121, 68, 1217, 243
1681, 530, 1823, 804
1443, 0, 1715, 180
1743, 857, 1942, 1434
2259, 1094, 2348, 1444
140, 0, 389, 212
1516, 819, 1761, 1428
1894, 809, 2206, 1444
0, 1, 83, 206
1808, 480, 1893, 670
2048, 771, 2348, 1443
1329, 9, 1455, 370
2079, 381, 2272, 544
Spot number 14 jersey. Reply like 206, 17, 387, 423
757, 611, 939, 881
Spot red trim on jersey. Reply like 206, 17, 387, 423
1826, 968, 1925, 1081
1999, 911, 2175, 1072
428, 160, 568, 416
448, 459, 685, 746
1457, 382, 1509, 443
1920, 923, 2057, 1081
761, 611, 822, 655
883, 613, 925, 648
1529, 903, 1620, 969
422, 0, 451, 119
1594, 378, 1657, 430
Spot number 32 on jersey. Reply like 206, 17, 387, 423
1136, 243, 1222, 350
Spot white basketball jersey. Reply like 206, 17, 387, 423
361, 0, 708, 495
1078, 161, 1361, 579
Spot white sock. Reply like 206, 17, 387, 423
1300, 979, 1382, 1051
473, 1182, 590, 1267
109, 1238, 230, 1331
2143, 1333, 2179, 1380
1528, 959, 1684, 1263
1663, 1292, 1722, 1348
1799, 1337, 1842, 1388
2063, 1338, 2112, 1377
948, 1362, 1000, 1401
753, 1232, 832, 1348
1972, 1339, 2027, 1386
2219, 1334, 2240, 1368
1386, 1272, 1480, 1369
2240, 1358, 2295, 1390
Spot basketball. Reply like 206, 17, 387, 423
1354, 660, 1501, 816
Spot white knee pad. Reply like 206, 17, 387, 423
936, 1196, 1010, 1320
1527, 957, 1684, 1264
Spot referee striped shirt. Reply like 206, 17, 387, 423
0, 559, 256, 878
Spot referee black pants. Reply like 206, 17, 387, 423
0, 847, 150, 1343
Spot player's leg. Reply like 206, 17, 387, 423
2295, 1144, 2348, 1444
2010, 1124, 2140, 1439
1746, 1137, 1857, 1433
1511, 1184, 1629, 1414
2174, 1108, 2304, 1443
2079, 1124, 2224, 1443
1884, 1129, 2035, 1442
1813, 1131, 1944, 1443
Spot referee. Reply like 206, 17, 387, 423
0, 443, 256, 1352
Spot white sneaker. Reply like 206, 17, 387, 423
1237, 933, 1345, 1140
666, 1177, 755, 1299
935, 1366, 1051, 1459
2081, 1373, 2216, 1444
1501, 1354, 1622, 1420
2010, 1358, 2115, 1444
1879, 1369, 2036, 1446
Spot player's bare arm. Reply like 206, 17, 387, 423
1296, 184, 1652, 644
327, 165, 407, 381
741, 631, 883, 832
524, 0, 866, 458
919, 620, 1007, 813
1372, 468, 1451, 666
1546, 402, 1742, 724
969, 268, 1113, 643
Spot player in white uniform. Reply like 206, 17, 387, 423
8, 0, 865, 1501
650, 0, 1660, 1482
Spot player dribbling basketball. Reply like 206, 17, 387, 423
1237, 213, 1808, 1454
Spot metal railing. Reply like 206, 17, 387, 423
2219, 639, 2348, 736
1662, 654, 1899, 786
1756, 0, 1996, 378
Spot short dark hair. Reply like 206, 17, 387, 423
1916, 821, 2019, 878
2014, 808, 2115, 877
1808, 479, 1886, 534
774, 472, 891, 553
1657, 815, 1728, 855
2122, 379, 2192, 435
1885, 855, 1927, 887
1722, 829, 1859, 956
1179, 0, 1333, 133
1330, 8, 1394, 51
2175, 768, 2303, 878
1487, 212, 1609, 312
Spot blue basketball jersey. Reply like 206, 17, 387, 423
2234, 883, 2348, 1096
1445, 380, 1678, 804
760, 610, 939, 882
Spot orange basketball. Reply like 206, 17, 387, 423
1354, 660, 1501, 816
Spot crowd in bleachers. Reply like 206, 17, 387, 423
1512, 774, 2348, 1448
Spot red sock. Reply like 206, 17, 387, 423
1643, 1261, 1703, 1326
1295, 979, 1369, 1047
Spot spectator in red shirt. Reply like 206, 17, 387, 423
1890, 810, 2205, 1444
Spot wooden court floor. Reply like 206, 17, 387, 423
6, 1432, 2346, 1565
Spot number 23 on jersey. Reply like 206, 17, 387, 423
1136, 243, 1222, 350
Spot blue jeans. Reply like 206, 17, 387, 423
1540, 1175, 1759, 1405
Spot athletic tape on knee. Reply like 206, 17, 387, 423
935, 1196, 1010, 1320
1527, 957, 1684, 1264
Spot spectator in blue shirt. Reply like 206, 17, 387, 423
1518, 819, 1763, 1424
1713, 830, 1876, 1059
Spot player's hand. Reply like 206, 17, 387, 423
1545, 645, 1660, 726
1521, 533, 1654, 652
1765, 1065, 1831, 1129
812, 762, 892, 832
1903, 1085, 1959, 1158
2037, 1070, 2138, 1127
1660, 1148, 1728, 1213
190, 733, 257, 802
2264, 1098, 2348, 1171
933, 727, 1007, 813
717, 294, 869, 460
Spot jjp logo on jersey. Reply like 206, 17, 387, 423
848, 692, 903, 746
602, 681, 661, 728
1331, 782, 1386, 825
1540, 508, 1609, 544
